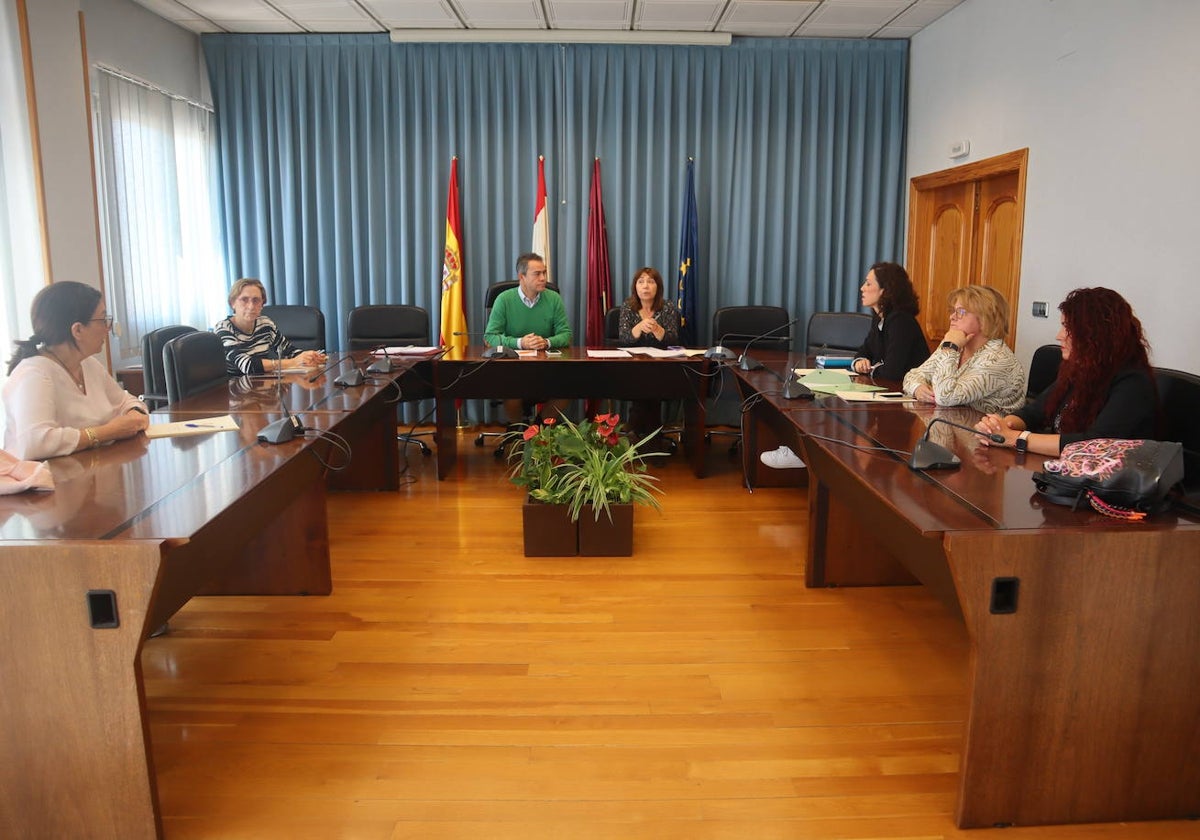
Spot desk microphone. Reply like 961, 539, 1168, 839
366, 344, 395, 374
453, 331, 518, 359
782, 376, 814, 400
908, 416, 1004, 470
306, 353, 350, 383
735, 317, 801, 371
259, 347, 306, 443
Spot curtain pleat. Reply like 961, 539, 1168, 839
203, 34, 906, 353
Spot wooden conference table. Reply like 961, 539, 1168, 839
431, 345, 711, 480
0, 353, 414, 840
733, 351, 1200, 829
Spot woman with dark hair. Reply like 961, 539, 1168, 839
975, 287, 1156, 457
849, 261, 930, 380
214, 278, 325, 376
3, 281, 149, 460
617, 267, 680, 441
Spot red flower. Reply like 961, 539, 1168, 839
543, 417, 556, 425
606, 433, 619, 446
522, 425, 540, 441
594, 413, 611, 425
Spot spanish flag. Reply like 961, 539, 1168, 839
440, 157, 467, 349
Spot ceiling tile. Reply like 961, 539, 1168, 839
546, 0, 633, 29
365, 0, 461, 28
272, 0, 374, 24
804, 0, 908, 28
635, 0, 724, 30
889, 0, 961, 28
182, 0, 285, 20
456, 0, 546, 28
718, 1, 817, 36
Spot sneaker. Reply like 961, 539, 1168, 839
760, 445, 806, 469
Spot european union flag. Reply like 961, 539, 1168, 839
676, 159, 699, 346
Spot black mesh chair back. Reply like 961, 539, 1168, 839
1027, 343, 1063, 399
262, 304, 326, 352
1155, 367, 1200, 492
712, 306, 792, 350
806, 311, 871, 356
346, 304, 434, 455
163, 331, 228, 404
141, 324, 197, 409
346, 305, 429, 350
604, 307, 622, 347
483, 279, 562, 317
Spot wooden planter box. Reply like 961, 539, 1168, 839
522, 501, 577, 556
578, 504, 634, 556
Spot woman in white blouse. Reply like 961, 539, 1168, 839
3, 281, 149, 460
902, 285, 1026, 415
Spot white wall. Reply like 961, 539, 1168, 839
908, 0, 1200, 372
82, 0, 208, 105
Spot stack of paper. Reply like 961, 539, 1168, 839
145, 414, 240, 439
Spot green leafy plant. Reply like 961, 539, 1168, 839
507, 412, 665, 522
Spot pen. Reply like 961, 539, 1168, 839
185, 422, 217, 428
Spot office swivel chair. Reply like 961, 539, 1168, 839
345, 304, 435, 456
473, 280, 562, 457
141, 324, 197, 409
261, 304, 326, 352
706, 306, 792, 453
805, 311, 871, 357
1155, 367, 1200, 494
162, 331, 228, 404
1027, 343, 1063, 400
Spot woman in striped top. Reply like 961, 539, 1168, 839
214, 279, 325, 376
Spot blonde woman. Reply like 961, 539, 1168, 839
902, 285, 1026, 415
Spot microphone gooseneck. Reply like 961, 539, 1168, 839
907, 416, 1003, 470
737, 317, 801, 371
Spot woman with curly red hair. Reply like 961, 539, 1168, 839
974, 287, 1156, 457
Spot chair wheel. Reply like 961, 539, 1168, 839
474, 435, 485, 446
493, 446, 506, 459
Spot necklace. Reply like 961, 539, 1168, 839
44, 349, 86, 393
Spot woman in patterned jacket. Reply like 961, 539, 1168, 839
903, 285, 1026, 415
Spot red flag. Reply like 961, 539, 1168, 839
440, 157, 467, 349
585, 158, 612, 346
532, 156, 551, 283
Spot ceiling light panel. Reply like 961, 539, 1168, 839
635, 0, 724, 31
546, 0, 632, 29
456, 0, 546, 28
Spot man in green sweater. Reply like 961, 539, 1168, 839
484, 252, 572, 423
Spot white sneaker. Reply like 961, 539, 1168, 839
760, 445, 806, 469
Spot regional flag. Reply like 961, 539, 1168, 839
532, 155, 552, 283
585, 158, 612, 346
676, 158, 699, 345
440, 157, 467, 349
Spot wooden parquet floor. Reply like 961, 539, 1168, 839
141, 429, 1200, 839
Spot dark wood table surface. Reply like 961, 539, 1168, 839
732, 350, 1200, 829
431, 346, 712, 480
0, 360, 412, 840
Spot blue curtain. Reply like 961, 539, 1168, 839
203, 35, 907, 352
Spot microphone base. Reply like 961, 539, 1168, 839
365, 358, 394, 374
704, 346, 736, 361
908, 440, 961, 470
482, 346, 519, 359
334, 369, 366, 387
737, 355, 764, 371
782, 379, 814, 400
258, 416, 299, 444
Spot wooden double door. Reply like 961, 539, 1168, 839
906, 149, 1028, 349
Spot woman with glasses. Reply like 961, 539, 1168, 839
902, 285, 1026, 414
214, 278, 325, 376
3, 280, 149, 459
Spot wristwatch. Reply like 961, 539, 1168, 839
1015, 431, 1031, 453
940, 341, 961, 351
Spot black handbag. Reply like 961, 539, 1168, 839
1032, 438, 1184, 520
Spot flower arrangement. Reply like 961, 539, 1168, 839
507, 412, 664, 522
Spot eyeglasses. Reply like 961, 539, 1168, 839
949, 307, 970, 319
90, 316, 115, 330
237, 296, 264, 306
